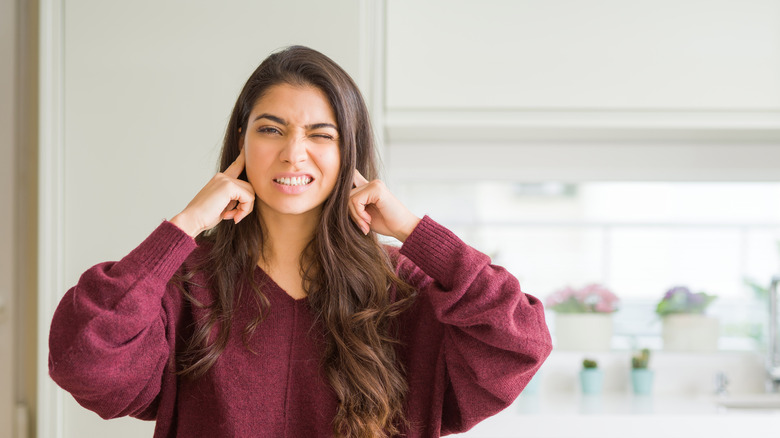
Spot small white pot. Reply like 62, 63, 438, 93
662, 314, 719, 352
554, 313, 613, 351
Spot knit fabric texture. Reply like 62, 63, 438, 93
49, 216, 552, 437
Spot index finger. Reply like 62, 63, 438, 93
224, 148, 246, 179
353, 168, 369, 188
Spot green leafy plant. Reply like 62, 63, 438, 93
741, 240, 779, 301
743, 277, 768, 300
631, 348, 651, 369
582, 358, 598, 369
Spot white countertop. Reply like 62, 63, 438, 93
452, 393, 780, 438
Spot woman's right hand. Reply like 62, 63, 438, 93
170, 149, 255, 238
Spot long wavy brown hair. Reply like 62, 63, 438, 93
175, 46, 418, 437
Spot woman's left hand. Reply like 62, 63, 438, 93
349, 170, 421, 242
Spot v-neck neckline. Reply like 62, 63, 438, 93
254, 265, 309, 305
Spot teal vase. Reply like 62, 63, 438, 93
631, 369, 654, 395
579, 369, 603, 395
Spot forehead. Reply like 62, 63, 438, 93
249, 83, 336, 125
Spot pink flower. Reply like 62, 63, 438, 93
545, 286, 577, 307
546, 283, 620, 313
594, 300, 614, 313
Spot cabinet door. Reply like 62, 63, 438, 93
386, 0, 780, 110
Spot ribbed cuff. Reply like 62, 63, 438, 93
125, 220, 198, 281
399, 215, 464, 283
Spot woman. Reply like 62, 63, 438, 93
49, 46, 552, 438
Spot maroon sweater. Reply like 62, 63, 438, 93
49, 216, 552, 437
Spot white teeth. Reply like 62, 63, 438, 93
275, 176, 312, 186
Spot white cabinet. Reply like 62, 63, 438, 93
386, 0, 780, 110
383, 0, 780, 180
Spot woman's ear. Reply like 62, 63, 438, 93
238, 127, 244, 150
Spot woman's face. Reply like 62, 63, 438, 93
240, 83, 341, 221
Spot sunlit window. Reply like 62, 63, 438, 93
396, 181, 780, 351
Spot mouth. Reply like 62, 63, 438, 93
273, 176, 313, 186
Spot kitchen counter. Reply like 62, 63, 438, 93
453, 393, 780, 438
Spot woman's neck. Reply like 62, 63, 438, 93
258, 209, 319, 268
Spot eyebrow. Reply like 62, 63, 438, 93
252, 113, 338, 131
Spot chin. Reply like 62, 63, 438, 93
280, 207, 319, 216
265, 201, 324, 217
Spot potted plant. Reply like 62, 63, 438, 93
546, 283, 620, 351
656, 286, 719, 352
579, 358, 603, 395
630, 348, 653, 395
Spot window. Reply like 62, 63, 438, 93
396, 181, 780, 350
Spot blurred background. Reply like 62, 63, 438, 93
2, 0, 780, 437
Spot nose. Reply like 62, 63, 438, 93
279, 135, 307, 165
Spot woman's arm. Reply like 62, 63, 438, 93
396, 216, 552, 434
49, 148, 253, 419
348, 173, 552, 433
48, 221, 197, 419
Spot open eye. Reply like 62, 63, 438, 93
257, 126, 283, 135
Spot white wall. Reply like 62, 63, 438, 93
46, 1, 368, 437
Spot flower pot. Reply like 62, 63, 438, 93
555, 313, 613, 351
631, 369, 654, 395
662, 314, 719, 352
579, 368, 604, 395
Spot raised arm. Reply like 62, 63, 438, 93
397, 216, 552, 434
49, 149, 254, 419
48, 221, 197, 419
347, 173, 552, 433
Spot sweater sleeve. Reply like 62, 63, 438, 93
48, 220, 198, 420
398, 216, 552, 435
